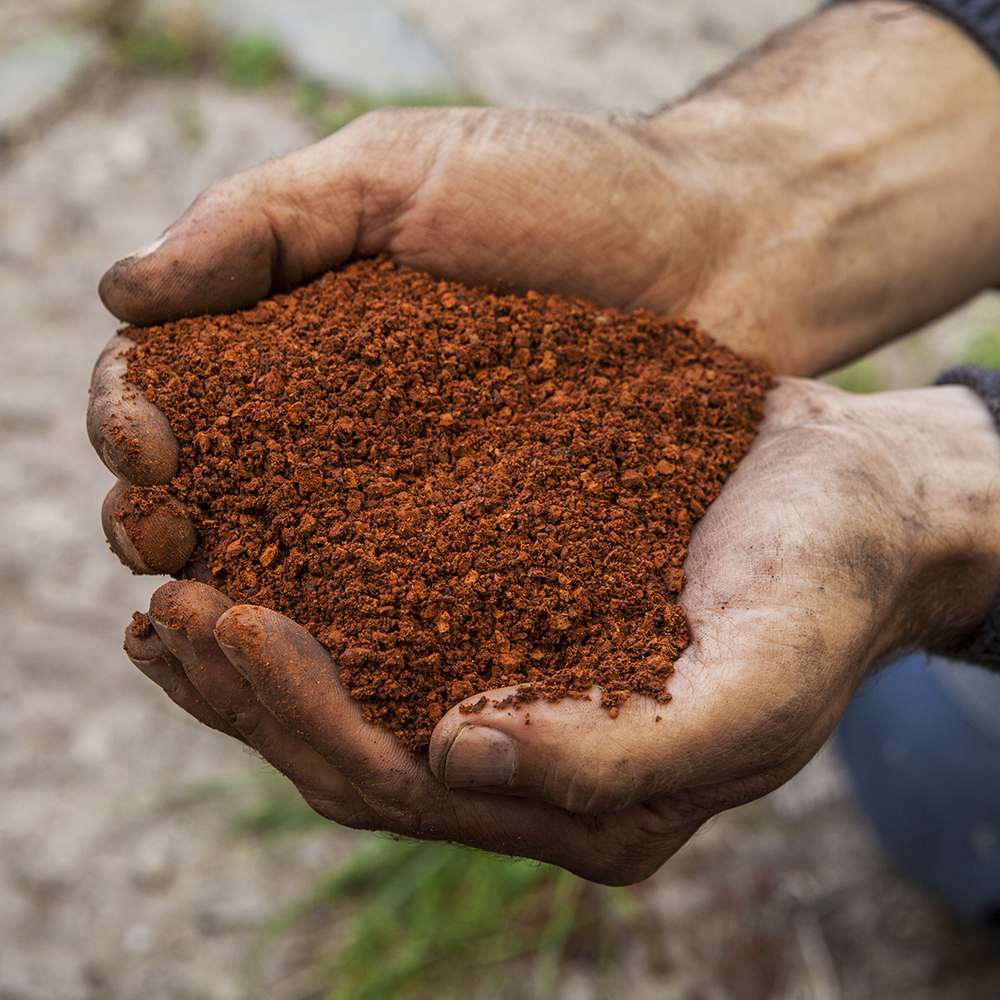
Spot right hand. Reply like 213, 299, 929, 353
90, 1, 1000, 575
118, 379, 1000, 883
87, 104, 733, 573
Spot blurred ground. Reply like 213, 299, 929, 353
0, 1, 999, 998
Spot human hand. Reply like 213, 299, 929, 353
88, 101, 735, 571
123, 378, 1000, 883
90, 0, 1000, 570
96, 2, 1000, 375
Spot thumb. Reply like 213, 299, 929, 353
98, 208, 276, 325
427, 637, 833, 817
97, 128, 382, 325
428, 687, 676, 814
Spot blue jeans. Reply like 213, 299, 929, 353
837, 652, 1000, 926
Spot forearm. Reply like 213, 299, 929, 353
633, 0, 1000, 375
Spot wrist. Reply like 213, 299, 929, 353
875, 385, 1000, 655
631, 0, 1000, 375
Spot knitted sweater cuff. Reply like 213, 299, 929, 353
823, 0, 1000, 69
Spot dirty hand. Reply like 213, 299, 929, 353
95, 1, 1000, 374
90, 0, 1000, 569
122, 378, 1000, 883
91, 0, 1000, 881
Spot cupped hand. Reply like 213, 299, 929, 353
90, 0, 1000, 568
98, 106, 722, 333
92, 1, 1000, 881
89, 104, 734, 573
124, 378, 1000, 883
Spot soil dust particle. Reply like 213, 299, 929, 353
124, 256, 772, 754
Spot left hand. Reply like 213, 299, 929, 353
126, 378, 1000, 884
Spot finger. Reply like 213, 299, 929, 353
102, 481, 197, 575
212, 604, 702, 882
124, 610, 246, 740
430, 677, 816, 815
427, 618, 830, 816
212, 604, 409, 789
97, 133, 372, 324
87, 335, 180, 485
96, 107, 481, 325
430, 686, 684, 814
147, 581, 375, 827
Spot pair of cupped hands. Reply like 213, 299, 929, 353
87, 8, 1000, 883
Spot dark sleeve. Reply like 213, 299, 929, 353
933, 367, 1000, 672
824, 1, 1000, 68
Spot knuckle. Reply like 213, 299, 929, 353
229, 705, 272, 748
574, 828, 677, 886
557, 757, 645, 815
300, 790, 372, 830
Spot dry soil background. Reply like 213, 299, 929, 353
1, 1, 999, 999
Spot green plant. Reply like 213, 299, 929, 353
153, 767, 329, 839
257, 836, 647, 1000
295, 83, 482, 136
111, 19, 201, 74
224, 34, 286, 89
227, 772, 332, 838
822, 357, 883, 394
961, 329, 1000, 370
162, 765, 653, 998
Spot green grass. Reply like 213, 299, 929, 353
210, 772, 650, 999
961, 329, 1000, 369
152, 767, 331, 840
822, 357, 883, 394
98, 2, 284, 89
111, 20, 202, 74
159, 769, 649, 998
227, 772, 333, 838
94, 2, 480, 137
223, 34, 286, 88
258, 836, 644, 1000
110, 19, 286, 89
296, 83, 482, 136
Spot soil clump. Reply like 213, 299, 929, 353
123, 257, 771, 752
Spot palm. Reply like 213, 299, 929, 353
123, 377, 1000, 884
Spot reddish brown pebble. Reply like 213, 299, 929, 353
124, 257, 771, 752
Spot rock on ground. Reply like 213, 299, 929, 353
197, 0, 459, 98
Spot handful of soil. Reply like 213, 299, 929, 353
122, 257, 771, 752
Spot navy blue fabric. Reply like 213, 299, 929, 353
838, 652, 1000, 925
826, 1, 1000, 68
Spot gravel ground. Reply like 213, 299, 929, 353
1, 2, 999, 998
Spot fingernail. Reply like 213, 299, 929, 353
128, 655, 180, 693
127, 233, 169, 260
216, 638, 250, 677
149, 617, 195, 665
443, 727, 515, 788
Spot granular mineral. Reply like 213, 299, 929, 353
123, 257, 772, 752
